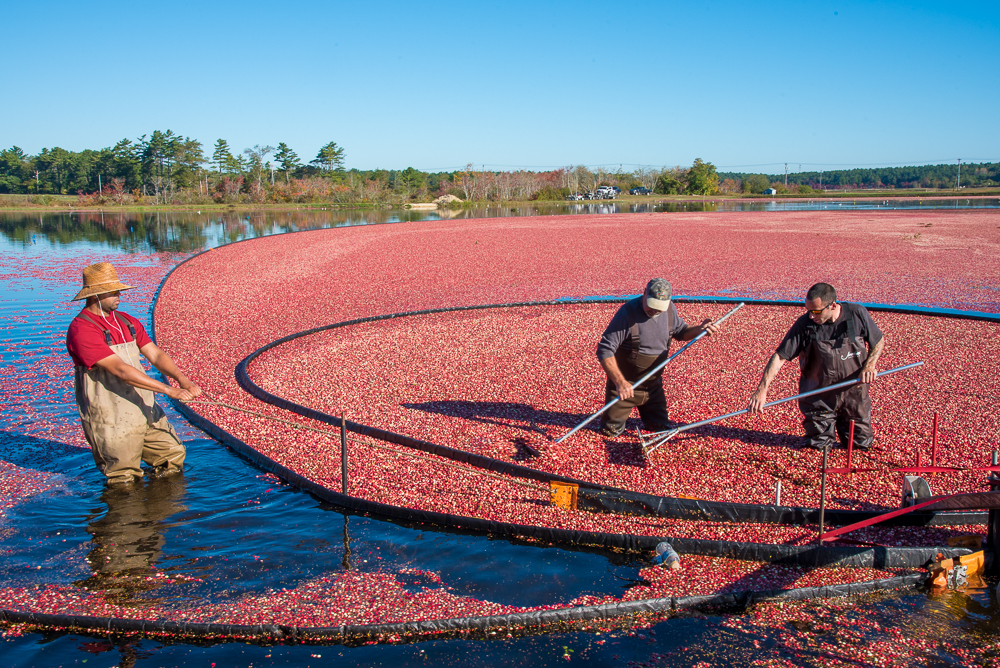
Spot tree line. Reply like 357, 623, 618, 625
4, 130, 990, 206
0, 132, 726, 204
718, 162, 999, 194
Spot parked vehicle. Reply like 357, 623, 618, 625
595, 186, 617, 200
630, 187, 652, 195
564, 193, 584, 201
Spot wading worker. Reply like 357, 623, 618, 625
747, 283, 884, 451
66, 262, 201, 485
597, 278, 720, 437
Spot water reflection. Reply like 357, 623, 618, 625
2, 197, 997, 254
74, 473, 188, 605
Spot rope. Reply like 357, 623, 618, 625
185, 394, 549, 494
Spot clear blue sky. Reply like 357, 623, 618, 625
2, 0, 997, 173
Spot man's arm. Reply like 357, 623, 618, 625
860, 337, 884, 384
675, 318, 721, 342
93, 350, 199, 401
139, 342, 202, 399
747, 353, 787, 413
600, 355, 634, 401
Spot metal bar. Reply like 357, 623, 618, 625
818, 446, 830, 541
818, 494, 958, 542
341, 413, 349, 494
846, 419, 855, 474
555, 302, 745, 444
932, 412, 939, 467
775, 480, 782, 506
644, 361, 924, 455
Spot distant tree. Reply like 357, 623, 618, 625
654, 174, 684, 195
212, 139, 234, 174
741, 174, 770, 194
243, 144, 274, 190
686, 159, 719, 195
0, 146, 28, 193
311, 141, 345, 177
273, 142, 301, 183
719, 178, 740, 194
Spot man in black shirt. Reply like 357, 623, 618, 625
747, 283, 884, 450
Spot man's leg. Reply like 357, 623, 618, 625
836, 385, 873, 450
636, 380, 671, 432
141, 415, 186, 474
599, 381, 638, 437
798, 396, 837, 450
82, 421, 145, 483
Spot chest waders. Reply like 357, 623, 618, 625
798, 304, 874, 450
600, 316, 673, 436
74, 312, 185, 483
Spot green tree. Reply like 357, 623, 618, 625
685, 158, 719, 195
212, 139, 234, 174
741, 174, 770, 194
654, 174, 684, 194
0, 146, 28, 193
273, 142, 301, 183
311, 141, 345, 177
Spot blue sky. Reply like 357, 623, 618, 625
2, 0, 997, 173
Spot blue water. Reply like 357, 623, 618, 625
2, 210, 998, 666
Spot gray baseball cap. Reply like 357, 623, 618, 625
645, 278, 672, 311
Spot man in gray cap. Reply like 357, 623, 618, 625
596, 278, 720, 437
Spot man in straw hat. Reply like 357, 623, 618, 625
596, 278, 720, 438
66, 262, 201, 485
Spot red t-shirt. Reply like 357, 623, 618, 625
66, 309, 153, 369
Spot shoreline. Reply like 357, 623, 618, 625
1, 192, 997, 215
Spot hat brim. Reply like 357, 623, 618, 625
645, 296, 671, 311
72, 282, 135, 301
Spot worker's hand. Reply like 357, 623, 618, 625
860, 366, 877, 384
168, 386, 196, 402
748, 387, 768, 413
181, 382, 203, 399
701, 318, 720, 337
616, 379, 634, 401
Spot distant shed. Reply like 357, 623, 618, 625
763, 188, 778, 195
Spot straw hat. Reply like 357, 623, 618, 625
72, 263, 135, 301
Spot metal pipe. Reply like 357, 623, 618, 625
818, 445, 830, 541
775, 480, 782, 506
846, 419, 855, 473
341, 413, 349, 494
932, 412, 939, 466
644, 361, 924, 455
555, 302, 745, 444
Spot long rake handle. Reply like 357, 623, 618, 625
644, 361, 924, 455
555, 302, 745, 444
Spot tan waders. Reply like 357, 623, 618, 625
74, 313, 185, 484
599, 349, 672, 437
798, 304, 873, 450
